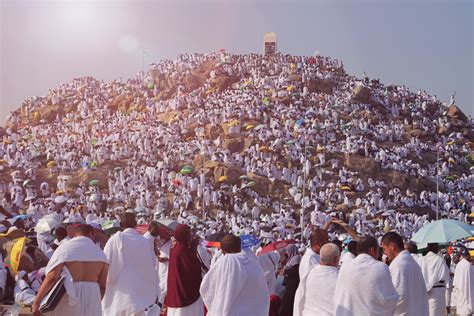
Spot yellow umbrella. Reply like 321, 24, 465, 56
47, 161, 56, 168
219, 175, 228, 182
245, 125, 254, 130
469, 212, 474, 218
341, 185, 352, 191
10, 237, 26, 275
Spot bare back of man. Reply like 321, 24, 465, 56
65, 261, 108, 297
65, 261, 106, 282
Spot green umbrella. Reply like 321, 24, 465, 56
89, 179, 99, 187
411, 219, 474, 245
147, 82, 154, 90
101, 220, 115, 230
104, 227, 122, 237
180, 166, 193, 175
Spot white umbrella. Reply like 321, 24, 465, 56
54, 195, 68, 204
35, 215, 61, 233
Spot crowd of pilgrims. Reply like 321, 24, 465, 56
0, 51, 471, 315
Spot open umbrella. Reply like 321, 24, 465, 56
180, 166, 193, 175
157, 219, 179, 231
411, 219, 474, 245
54, 195, 68, 204
89, 179, 99, 187
259, 239, 296, 255
218, 176, 228, 182
46, 161, 56, 168
135, 225, 148, 235
35, 215, 61, 233
240, 235, 261, 249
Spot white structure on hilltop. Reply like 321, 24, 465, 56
263, 32, 277, 55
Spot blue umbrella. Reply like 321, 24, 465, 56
240, 235, 261, 249
13, 214, 29, 221
295, 119, 305, 126
411, 219, 474, 245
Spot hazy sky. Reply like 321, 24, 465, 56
1, 0, 473, 124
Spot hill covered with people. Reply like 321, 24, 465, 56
1, 52, 473, 237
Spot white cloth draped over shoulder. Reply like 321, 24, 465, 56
419, 252, 449, 316
200, 251, 270, 316
298, 248, 320, 280
389, 250, 429, 316
294, 264, 338, 316
334, 254, 399, 316
102, 228, 159, 316
419, 252, 449, 291
453, 258, 474, 315
258, 252, 279, 294
44, 236, 108, 316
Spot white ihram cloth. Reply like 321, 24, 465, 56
102, 228, 159, 316
44, 236, 108, 316
419, 252, 449, 316
298, 248, 320, 280
167, 297, 204, 316
200, 251, 270, 316
158, 239, 172, 304
334, 254, 398, 316
453, 258, 474, 315
389, 250, 429, 316
258, 252, 279, 294
294, 264, 338, 316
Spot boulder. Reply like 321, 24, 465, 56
447, 105, 467, 122
211, 75, 240, 92
223, 137, 244, 154
352, 86, 371, 103
213, 163, 242, 185
307, 78, 334, 94
344, 154, 380, 175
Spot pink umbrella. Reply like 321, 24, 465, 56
259, 239, 296, 255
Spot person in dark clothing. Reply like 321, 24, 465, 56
279, 244, 301, 316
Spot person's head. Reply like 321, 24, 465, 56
120, 212, 137, 229
404, 241, 418, 254
148, 221, 160, 237
55, 226, 68, 241
356, 236, 379, 259
459, 247, 471, 261
320, 243, 340, 267
74, 224, 94, 239
381, 232, 404, 261
310, 228, 329, 254
220, 234, 241, 254
332, 239, 343, 252
347, 240, 358, 256
426, 243, 439, 255
174, 224, 192, 246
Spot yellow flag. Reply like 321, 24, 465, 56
10, 237, 26, 275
